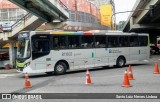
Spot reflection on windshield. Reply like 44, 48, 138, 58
17, 39, 30, 58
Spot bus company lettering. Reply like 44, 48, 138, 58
109, 49, 122, 53
62, 52, 72, 56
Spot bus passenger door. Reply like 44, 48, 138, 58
32, 35, 50, 72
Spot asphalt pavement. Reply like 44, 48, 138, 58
0, 55, 160, 102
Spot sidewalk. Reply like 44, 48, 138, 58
0, 68, 19, 74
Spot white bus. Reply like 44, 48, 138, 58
16, 30, 150, 75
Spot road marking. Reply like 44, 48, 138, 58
0, 76, 6, 78
0, 73, 21, 78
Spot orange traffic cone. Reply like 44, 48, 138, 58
85, 69, 92, 85
122, 70, 132, 87
24, 72, 32, 88
128, 65, 132, 73
153, 62, 160, 74
127, 65, 134, 80
128, 70, 135, 80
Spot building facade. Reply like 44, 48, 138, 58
87, 0, 115, 27
0, 0, 27, 30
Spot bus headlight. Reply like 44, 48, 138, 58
24, 62, 30, 68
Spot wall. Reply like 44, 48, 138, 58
60, 0, 100, 21
0, 0, 18, 9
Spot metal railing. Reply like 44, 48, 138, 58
6, 0, 67, 32
11, 13, 33, 30
0, 13, 33, 33
58, 0, 68, 11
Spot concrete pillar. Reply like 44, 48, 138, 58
9, 41, 15, 68
130, 17, 134, 26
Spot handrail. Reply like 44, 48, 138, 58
9, 0, 67, 31
58, 0, 68, 10
11, 13, 33, 30
0, 13, 33, 33
1, 0, 67, 33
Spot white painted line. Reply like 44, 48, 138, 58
0, 73, 21, 77
0, 76, 6, 78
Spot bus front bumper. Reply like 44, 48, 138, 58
17, 66, 33, 73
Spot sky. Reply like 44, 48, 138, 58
114, 0, 137, 24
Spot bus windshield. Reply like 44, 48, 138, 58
17, 39, 31, 58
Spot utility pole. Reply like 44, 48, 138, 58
75, 0, 78, 21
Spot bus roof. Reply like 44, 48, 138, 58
25, 30, 148, 36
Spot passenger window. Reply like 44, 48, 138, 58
68, 36, 80, 48
81, 36, 93, 48
119, 36, 129, 47
108, 36, 118, 47
139, 36, 148, 46
95, 36, 106, 48
32, 40, 49, 52
53, 36, 67, 49
129, 36, 139, 47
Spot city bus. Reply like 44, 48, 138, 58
16, 30, 150, 75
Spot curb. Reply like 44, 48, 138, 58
0, 69, 19, 74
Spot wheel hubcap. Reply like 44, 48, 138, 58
57, 65, 64, 72
119, 59, 124, 66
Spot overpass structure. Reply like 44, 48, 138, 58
0, 0, 69, 42
0, 0, 69, 66
9, 0, 69, 22
122, 0, 160, 41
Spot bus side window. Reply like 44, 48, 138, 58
129, 36, 139, 47
139, 36, 148, 46
68, 36, 80, 48
119, 36, 129, 47
32, 41, 40, 52
33, 40, 49, 52
53, 36, 67, 49
81, 36, 93, 48
95, 35, 106, 48
108, 36, 118, 47
42, 40, 49, 52
53, 37, 59, 48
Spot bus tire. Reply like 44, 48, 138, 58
54, 62, 67, 75
116, 56, 125, 67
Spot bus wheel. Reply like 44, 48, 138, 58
116, 57, 125, 67
54, 62, 67, 75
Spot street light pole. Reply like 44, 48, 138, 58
75, 0, 78, 21
110, 8, 151, 30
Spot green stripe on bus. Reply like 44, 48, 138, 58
92, 52, 94, 58
16, 62, 26, 68
148, 36, 150, 46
